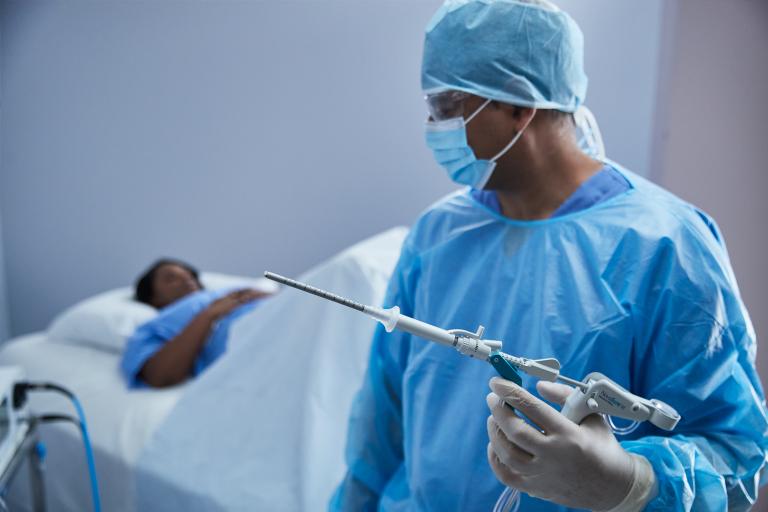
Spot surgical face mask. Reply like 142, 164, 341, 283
425, 98, 535, 189
574, 105, 605, 160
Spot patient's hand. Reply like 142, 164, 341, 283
206, 289, 271, 320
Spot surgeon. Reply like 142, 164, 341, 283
330, 0, 768, 510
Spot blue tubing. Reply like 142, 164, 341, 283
70, 397, 102, 512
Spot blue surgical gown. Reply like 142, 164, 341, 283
331, 164, 768, 511
121, 289, 261, 388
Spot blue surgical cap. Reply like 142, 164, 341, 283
421, 0, 588, 113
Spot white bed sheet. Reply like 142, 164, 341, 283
0, 333, 183, 511
136, 227, 408, 511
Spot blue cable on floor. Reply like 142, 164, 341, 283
70, 396, 102, 512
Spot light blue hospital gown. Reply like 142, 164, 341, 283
121, 289, 261, 388
331, 164, 768, 511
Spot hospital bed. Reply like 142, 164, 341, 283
0, 227, 407, 511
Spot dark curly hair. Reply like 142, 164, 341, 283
134, 258, 202, 306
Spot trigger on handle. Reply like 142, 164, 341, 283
489, 352, 523, 386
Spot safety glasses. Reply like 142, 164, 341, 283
425, 90, 471, 121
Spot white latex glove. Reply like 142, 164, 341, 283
486, 377, 656, 512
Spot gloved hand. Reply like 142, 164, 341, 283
486, 377, 657, 512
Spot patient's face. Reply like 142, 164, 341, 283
151, 264, 201, 308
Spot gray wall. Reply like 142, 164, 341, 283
654, 1, 768, 507
0, 212, 8, 343
0, 18, 8, 342
0, 0, 664, 335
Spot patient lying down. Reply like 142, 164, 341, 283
120, 259, 272, 388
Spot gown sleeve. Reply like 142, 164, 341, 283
622, 217, 768, 511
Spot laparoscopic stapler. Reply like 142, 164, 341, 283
264, 272, 680, 431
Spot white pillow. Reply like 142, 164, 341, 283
47, 272, 278, 353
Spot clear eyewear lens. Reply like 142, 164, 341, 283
425, 91, 470, 121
